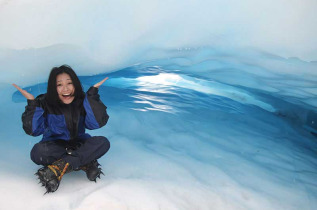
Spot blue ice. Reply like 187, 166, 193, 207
0, 1, 317, 209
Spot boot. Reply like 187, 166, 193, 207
35, 159, 72, 194
80, 160, 104, 182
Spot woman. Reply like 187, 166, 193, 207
12, 65, 110, 194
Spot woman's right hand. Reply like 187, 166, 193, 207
12, 83, 35, 100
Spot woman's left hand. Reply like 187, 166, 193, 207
94, 77, 109, 88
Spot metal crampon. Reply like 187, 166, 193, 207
80, 160, 104, 182
35, 159, 72, 194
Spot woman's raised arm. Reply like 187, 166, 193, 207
84, 77, 109, 130
12, 83, 35, 100
93, 77, 108, 89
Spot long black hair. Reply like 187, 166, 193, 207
46, 65, 85, 105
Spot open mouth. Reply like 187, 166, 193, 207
62, 94, 73, 99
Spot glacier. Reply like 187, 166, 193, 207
0, 0, 317, 210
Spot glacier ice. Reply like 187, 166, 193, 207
0, 0, 317, 209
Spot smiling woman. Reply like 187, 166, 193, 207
56, 73, 75, 104
12, 65, 111, 194
46, 65, 84, 106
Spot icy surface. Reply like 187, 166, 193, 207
0, 1, 317, 210
2, 59, 317, 209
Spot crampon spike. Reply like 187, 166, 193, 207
35, 159, 72, 195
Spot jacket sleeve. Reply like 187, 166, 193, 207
22, 95, 45, 136
84, 86, 109, 130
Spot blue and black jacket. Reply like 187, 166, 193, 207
22, 86, 109, 142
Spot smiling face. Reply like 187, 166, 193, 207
56, 73, 75, 104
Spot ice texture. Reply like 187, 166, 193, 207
0, 1, 317, 210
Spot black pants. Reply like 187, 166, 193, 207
30, 136, 110, 169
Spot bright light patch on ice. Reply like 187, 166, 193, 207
132, 94, 175, 113
136, 73, 276, 112
137, 73, 182, 86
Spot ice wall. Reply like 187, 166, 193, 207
0, 0, 317, 86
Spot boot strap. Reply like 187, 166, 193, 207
47, 165, 59, 177
48, 163, 70, 181
58, 163, 70, 181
